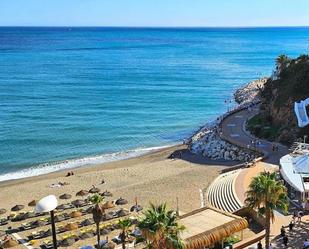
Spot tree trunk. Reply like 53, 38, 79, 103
265, 209, 271, 249
96, 223, 100, 249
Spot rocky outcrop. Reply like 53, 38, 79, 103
190, 127, 256, 162
234, 78, 267, 105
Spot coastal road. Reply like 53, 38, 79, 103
220, 106, 289, 165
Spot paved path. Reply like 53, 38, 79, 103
220, 106, 289, 164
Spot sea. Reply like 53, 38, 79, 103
1, 27, 309, 181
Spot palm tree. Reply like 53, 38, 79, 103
245, 172, 288, 249
118, 218, 132, 249
276, 54, 289, 70
89, 194, 105, 249
137, 203, 185, 249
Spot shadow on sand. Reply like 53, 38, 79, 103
168, 148, 242, 167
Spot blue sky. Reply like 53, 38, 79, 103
0, 0, 309, 27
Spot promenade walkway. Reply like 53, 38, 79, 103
220, 105, 289, 165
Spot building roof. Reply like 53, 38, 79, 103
179, 206, 248, 249
280, 154, 309, 193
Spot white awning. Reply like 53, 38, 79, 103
280, 155, 304, 193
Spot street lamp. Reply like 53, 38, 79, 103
35, 195, 58, 249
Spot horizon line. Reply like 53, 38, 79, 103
1, 25, 309, 29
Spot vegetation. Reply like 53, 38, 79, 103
248, 54, 309, 144
118, 218, 133, 249
224, 235, 241, 246
245, 172, 288, 249
137, 203, 185, 249
89, 194, 105, 249
247, 114, 280, 141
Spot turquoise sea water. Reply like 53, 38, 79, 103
1, 27, 309, 181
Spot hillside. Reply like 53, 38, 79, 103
247, 54, 309, 144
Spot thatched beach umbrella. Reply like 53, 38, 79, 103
115, 197, 128, 205
28, 200, 37, 207
72, 199, 86, 207
89, 185, 100, 193
103, 213, 114, 221
81, 218, 94, 226
70, 211, 82, 218
102, 241, 115, 249
117, 208, 129, 217
11, 204, 24, 211
130, 204, 143, 212
54, 214, 65, 222
79, 232, 94, 240
101, 190, 113, 197
0, 208, 7, 215
65, 223, 78, 231
60, 237, 76, 247
3, 238, 18, 248
59, 193, 72, 200
101, 201, 115, 209
76, 190, 89, 196
56, 203, 71, 210
100, 228, 111, 235
32, 219, 47, 227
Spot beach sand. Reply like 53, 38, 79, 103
0, 145, 228, 248
0, 145, 226, 214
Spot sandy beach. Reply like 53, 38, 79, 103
0, 145, 226, 214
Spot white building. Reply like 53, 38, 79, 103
280, 143, 309, 210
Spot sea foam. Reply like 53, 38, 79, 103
0, 144, 176, 182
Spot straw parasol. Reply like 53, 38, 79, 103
102, 242, 115, 249
65, 223, 79, 231
117, 208, 129, 217
70, 211, 82, 218
3, 238, 18, 248
28, 200, 37, 207
103, 213, 114, 221
79, 232, 93, 240
101, 201, 115, 209
115, 197, 128, 205
81, 218, 94, 226
89, 185, 100, 193
72, 199, 86, 207
54, 214, 65, 222
130, 204, 143, 212
56, 203, 71, 210
59, 193, 72, 200
11, 204, 24, 211
32, 220, 47, 227
60, 237, 76, 247
76, 190, 89, 196
100, 228, 111, 235
101, 190, 113, 197
0, 208, 7, 215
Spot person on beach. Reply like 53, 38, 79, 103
280, 226, 286, 237
269, 243, 273, 249
298, 210, 303, 224
257, 241, 263, 249
289, 221, 294, 232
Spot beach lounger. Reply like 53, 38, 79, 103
0, 218, 8, 226
80, 246, 94, 249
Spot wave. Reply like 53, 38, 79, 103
0, 144, 177, 182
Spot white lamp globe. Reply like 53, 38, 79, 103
35, 195, 58, 213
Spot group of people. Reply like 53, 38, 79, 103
65, 171, 75, 177
257, 210, 305, 248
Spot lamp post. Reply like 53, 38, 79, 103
35, 195, 58, 249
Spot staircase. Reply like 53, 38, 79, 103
206, 170, 243, 213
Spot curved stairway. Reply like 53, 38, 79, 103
206, 170, 243, 213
